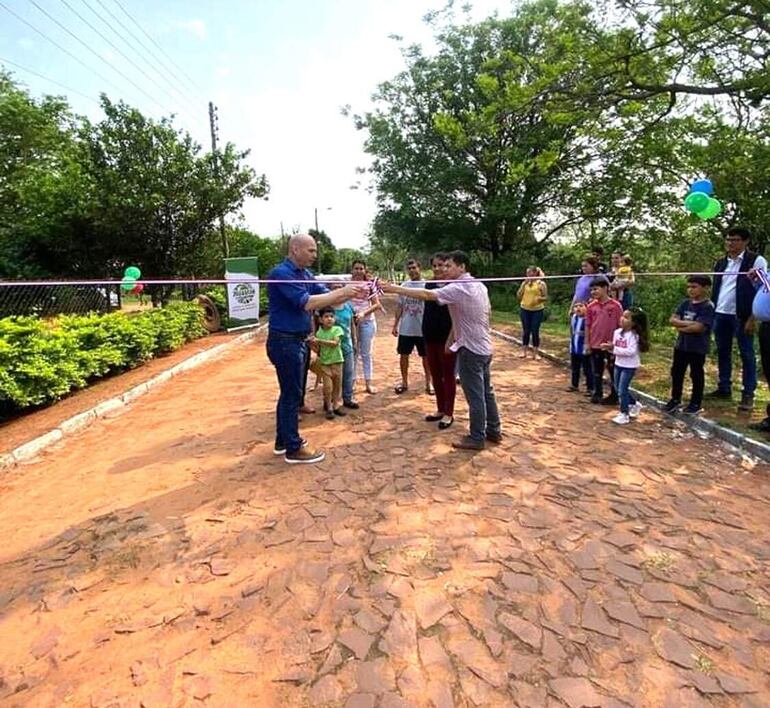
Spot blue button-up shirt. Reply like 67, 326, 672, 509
267, 258, 328, 334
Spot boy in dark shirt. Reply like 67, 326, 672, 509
665, 275, 715, 415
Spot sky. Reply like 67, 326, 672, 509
0, 0, 514, 249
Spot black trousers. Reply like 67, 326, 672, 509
670, 349, 705, 408
570, 353, 594, 390
591, 349, 615, 397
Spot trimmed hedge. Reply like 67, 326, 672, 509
0, 302, 206, 412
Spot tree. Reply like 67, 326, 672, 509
225, 225, 283, 274
79, 97, 268, 291
0, 71, 89, 278
0, 73, 270, 294
308, 228, 339, 274
356, 1, 613, 258
596, 0, 770, 105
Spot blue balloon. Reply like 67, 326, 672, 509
690, 179, 713, 195
752, 288, 770, 322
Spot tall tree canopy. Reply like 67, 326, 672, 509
357, 0, 769, 267
0, 73, 268, 279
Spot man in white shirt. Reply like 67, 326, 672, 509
392, 259, 431, 394
708, 227, 767, 411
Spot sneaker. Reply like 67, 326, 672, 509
612, 413, 630, 425
284, 447, 325, 464
343, 400, 360, 409
333, 408, 347, 417
737, 395, 755, 412
601, 394, 619, 406
565, 385, 579, 392
663, 399, 681, 414
706, 389, 732, 400
486, 431, 503, 444
451, 436, 485, 450
590, 395, 603, 404
629, 402, 643, 418
273, 438, 308, 455
682, 404, 704, 416
325, 409, 334, 420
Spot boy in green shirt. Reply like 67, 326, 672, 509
310, 307, 347, 420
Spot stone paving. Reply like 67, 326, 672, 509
0, 324, 769, 707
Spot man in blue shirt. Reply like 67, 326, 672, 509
267, 234, 367, 464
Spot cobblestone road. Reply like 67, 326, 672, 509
0, 323, 768, 707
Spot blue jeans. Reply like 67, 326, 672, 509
266, 332, 307, 453
713, 313, 757, 396
342, 347, 355, 403
520, 308, 544, 348
356, 318, 376, 381
457, 347, 501, 443
613, 366, 637, 414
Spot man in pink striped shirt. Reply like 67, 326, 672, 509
383, 250, 501, 449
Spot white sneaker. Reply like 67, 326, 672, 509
612, 413, 631, 425
629, 402, 643, 418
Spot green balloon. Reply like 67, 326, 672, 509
697, 198, 722, 220
685, 191, 710, 213
124, 266, 141, 279
121, 275, 136, 292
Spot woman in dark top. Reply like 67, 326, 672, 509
423, 253, 456, 429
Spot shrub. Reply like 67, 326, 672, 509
0, 302, 206, 413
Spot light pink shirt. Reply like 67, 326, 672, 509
435, 273, 493, 356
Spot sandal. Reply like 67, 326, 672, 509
394, 383, 408, 395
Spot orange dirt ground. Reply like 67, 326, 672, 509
0, 320, 769, 707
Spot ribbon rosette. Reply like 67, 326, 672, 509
368, 277, 384, 300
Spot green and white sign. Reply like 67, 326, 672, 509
224, 256, 260, 329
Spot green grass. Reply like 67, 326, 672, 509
492, 310, 770, 445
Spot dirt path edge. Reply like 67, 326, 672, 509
492, 328, 770, 465
0, 324, 267, 472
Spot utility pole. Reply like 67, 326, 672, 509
208, 101, 229, 259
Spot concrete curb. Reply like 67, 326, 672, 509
1, 325, 267, 472
492, 328, 770, 464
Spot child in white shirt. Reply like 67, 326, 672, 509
602, 308, 649, 424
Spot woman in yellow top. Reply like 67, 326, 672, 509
517, 266, 548, 359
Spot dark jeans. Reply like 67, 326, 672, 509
758, 322, 770, 420
671, 348, 706, 408
457, 347, 501, 443
426, 341, 457, 416
613, 365, 637, 414
520, 308, 544, 348
570, 353, 594, 390
299, 344, 311, 406
713, 312, 757, 396
266, 332, 307, 453
590, 349, 616, 398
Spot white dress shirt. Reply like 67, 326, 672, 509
716, 251, 768, 315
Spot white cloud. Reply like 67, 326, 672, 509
178, 19, 207, 40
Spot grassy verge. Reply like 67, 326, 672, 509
492, 310, 770, 445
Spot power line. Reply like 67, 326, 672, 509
112, 0, 206, 99
26, 0, 181, 119
0, 0, 130, 102
74, 0, 202, 116
57, 0, 199, 119
101, 0, 208, 103
0, 55, 101, 104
